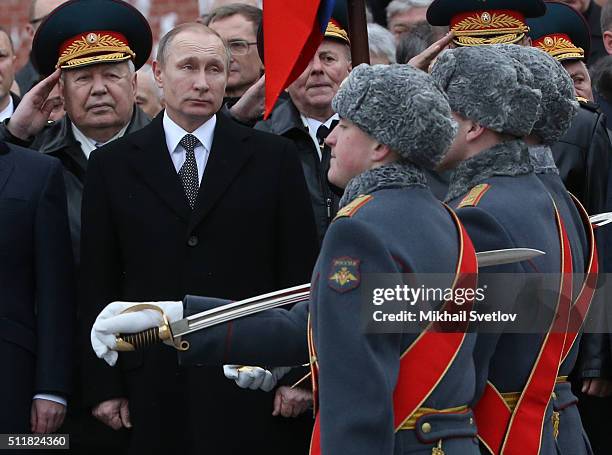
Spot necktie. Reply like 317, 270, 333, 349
316, 120, 339, 151
178, 134, 200, 209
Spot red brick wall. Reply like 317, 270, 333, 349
0, 0, 200, 71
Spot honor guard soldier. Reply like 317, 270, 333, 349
91, 64, 484, 454
495, 43, 598, 455
528, 1, 611, 222
432, 45, 572, 455
421, 0, 547, 199
529, 4, 612, 452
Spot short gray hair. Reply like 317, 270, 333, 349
367, 23, 397, 63
386, 0, 433, 22
156, 22, 230, 70
205, 3, 262, 36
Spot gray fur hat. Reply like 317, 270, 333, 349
431, 46, 542, 137
492, 44, 578, 144
331, 63, 457, 169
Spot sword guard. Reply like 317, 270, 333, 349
114, 304, 190, 352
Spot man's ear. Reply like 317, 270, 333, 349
372, 142, 394, 163
152, 60, 163, 88
604, 30, 612, 55
465, 121, 486, 143
131, 72, 138, 99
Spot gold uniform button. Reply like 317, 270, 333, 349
551, 392, 557, 400
469, 417, 474, 425
421, 422, 432, 433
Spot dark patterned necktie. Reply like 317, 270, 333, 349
178, 134, 200, 209
316, 120, 339, 151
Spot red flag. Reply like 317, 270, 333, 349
263, 0, 334, 118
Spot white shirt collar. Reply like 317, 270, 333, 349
163, 110, 216, 155
301, 113, 339, 160
0, 95, 14, 123
71, 121, 130, 159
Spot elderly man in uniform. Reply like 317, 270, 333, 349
0, 0, 151, 263
90, 64, 486, 454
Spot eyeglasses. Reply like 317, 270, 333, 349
228, 39, 257, 56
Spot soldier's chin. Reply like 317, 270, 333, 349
327, 169, 347, 190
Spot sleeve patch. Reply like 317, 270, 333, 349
458, 183, 491, 208
328, 256, 361, 293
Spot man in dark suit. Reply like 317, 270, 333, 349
80, 22, 318, 455
0, 140, 74, 434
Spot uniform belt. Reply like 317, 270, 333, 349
398, 405, 469, 430
501, 377, 569, 412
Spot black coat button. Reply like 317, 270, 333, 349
187, 235, 199, 247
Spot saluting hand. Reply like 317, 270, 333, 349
7, 69, 62, 140
408, 32, 454, 73
229, 75, 265, 124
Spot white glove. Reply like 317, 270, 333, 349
223, 365, 292, 392
91, 301, 183, 367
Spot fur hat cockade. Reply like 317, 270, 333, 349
431, 46, 542, 137
493, 44, 578, 144
332, 63, 457, 170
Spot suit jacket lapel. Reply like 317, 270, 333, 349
189, 114, 254, 230
0, 142, 14, 196
126, 115, 192, 221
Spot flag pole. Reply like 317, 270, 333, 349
346, 0, 370, 65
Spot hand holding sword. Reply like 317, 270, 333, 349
91, 247, 546, 366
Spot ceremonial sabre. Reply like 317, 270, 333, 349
590, 212, 612, 228
114, 248, 545, 352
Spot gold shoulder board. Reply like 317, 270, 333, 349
458, 183, 491, 208
334, 194, 373, 220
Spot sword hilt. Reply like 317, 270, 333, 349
114, 304, 190, 352
116, 327, 162, 351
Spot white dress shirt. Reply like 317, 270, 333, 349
0, 95, 14, 122
163, 111, 215, 185
301, 113, 339, 161
72, 122, 129, 159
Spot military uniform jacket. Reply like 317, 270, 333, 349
529, 145, 595, 455
446, 140, 564, 455
181, 162, 480, 454
0, 107, 150, 262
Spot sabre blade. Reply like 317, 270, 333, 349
476, 248, 545, 268
589, 212, 612, 228
167, 248, 545, 338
